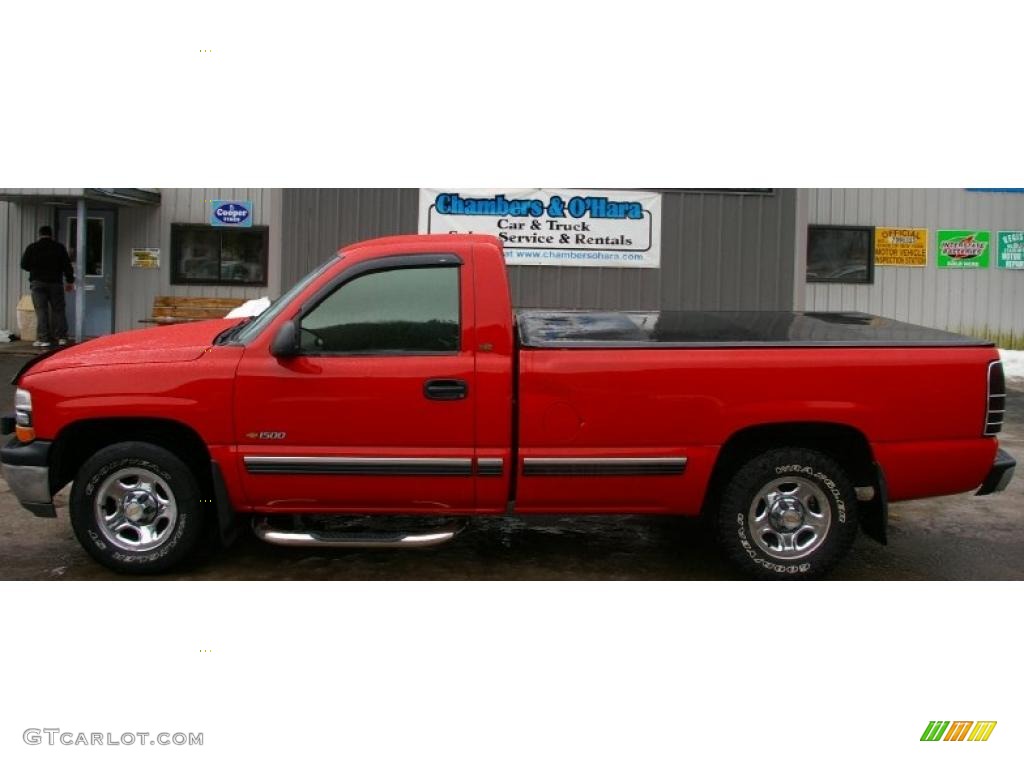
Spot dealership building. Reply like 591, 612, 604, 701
1, 188, 1022, 346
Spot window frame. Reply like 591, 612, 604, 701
170, 223, 270, 287
294, 254, 464, 358
806, 224, 876, 285
65, 216, 107, 277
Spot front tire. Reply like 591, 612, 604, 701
70, 442, 204, 574
716, 447, 858, 579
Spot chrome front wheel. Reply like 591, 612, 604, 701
95, 468, 178, 552
71, 442, 204, 574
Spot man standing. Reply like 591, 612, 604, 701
21, 225, 75, 348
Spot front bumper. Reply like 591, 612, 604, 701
1, 438, 55, 517
976, 448, 1016, 496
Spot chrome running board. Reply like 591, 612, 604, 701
251, 519, 463, 549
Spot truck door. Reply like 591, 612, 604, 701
233, 253, 477, 513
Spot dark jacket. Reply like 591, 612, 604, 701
21, 237, 75, 285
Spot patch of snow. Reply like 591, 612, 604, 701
225, 297, 271, 319
999, 349, 1024, 382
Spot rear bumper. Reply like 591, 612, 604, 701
976, 448, 1016, 496
0, 438, 55, 517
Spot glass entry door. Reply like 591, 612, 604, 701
58, 209, 116, 338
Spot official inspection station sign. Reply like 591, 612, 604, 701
937, 230, 990, 269
131, 248, 160, 268
875, 227, 927, 267
210, 200, 253, 228
997, 231, 1024, 269
418, 189, 662, 268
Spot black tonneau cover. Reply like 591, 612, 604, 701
516, 310, 994, 348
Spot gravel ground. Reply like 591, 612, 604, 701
0, 352, 1021, 580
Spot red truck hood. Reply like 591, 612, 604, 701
24, 319, 238, 375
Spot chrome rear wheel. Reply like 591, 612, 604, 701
747, 476, 831, 561
717, 447, 859, 579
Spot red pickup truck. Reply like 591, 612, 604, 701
2, 234, 1015, 577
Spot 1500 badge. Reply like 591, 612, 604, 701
246, 432, 287, 440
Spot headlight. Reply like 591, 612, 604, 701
14, 388, 34, 439
14, 388, 31, 412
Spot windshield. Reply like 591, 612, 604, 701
230, 257, 338, 345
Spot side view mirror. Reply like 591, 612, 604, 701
270, 320, 299, 357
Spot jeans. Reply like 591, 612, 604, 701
29, 281, 69, 343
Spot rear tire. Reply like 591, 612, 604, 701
70, 442, 204, 575
716, 447, 858, 579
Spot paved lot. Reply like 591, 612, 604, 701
0, 350, 1021, 580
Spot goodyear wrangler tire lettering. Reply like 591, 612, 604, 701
69, 442, 205, 575
717, 447, 859, 579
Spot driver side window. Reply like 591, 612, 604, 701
299, 265, 460, 354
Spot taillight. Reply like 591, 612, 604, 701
984, 361, 1005, 436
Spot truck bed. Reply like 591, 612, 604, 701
516, 310, 994, 348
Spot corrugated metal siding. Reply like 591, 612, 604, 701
114, 188, 281, 330
280, 189, 420, 287
804, 188, 1024, 347
511, 189, 796, 310
0, 200, 60, 332
281, 189, 798, 311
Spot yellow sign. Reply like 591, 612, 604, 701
131, 248, 160, 269
875, 227, 927, 267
